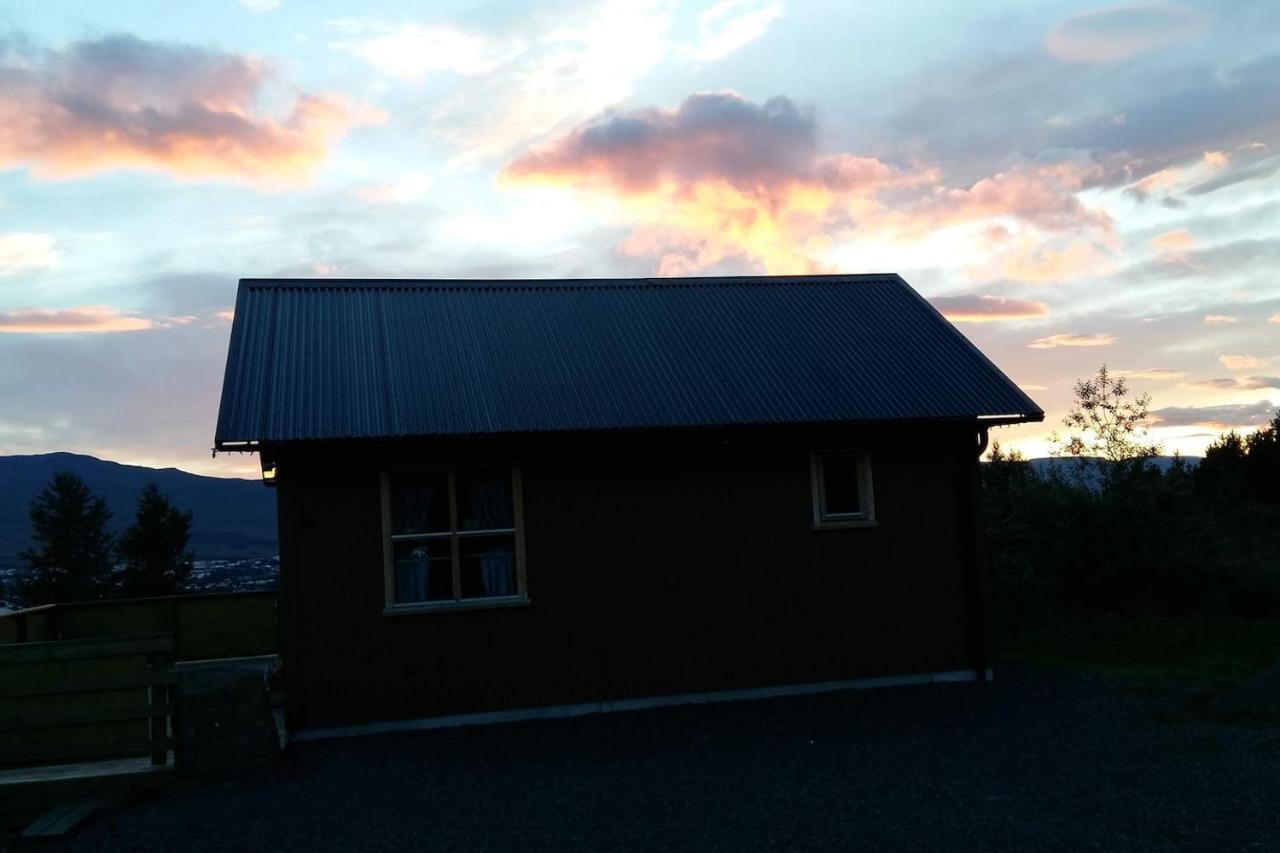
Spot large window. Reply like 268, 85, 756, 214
381, 467, 527, 612
810, 452, 875, 528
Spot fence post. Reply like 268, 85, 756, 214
148, 648, 172, 766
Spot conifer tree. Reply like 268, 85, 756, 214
17, 473, 115, 605
117, 483, 194, 598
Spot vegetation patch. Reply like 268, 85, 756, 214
986, 365, 1280, 687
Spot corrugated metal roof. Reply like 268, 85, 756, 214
214, 274, 1042, 447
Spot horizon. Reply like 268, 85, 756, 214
2, 1, 1278, 477
0, 446, 1210, 483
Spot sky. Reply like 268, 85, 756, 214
1, 0, 1277, 478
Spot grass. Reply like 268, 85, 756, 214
999, 612, 1280, 687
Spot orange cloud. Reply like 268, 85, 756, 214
1202, 150, 1229, 169
930, 294, 1049, 323
1118, 368, 1185, 380
916, 161, 1113, 236
970, 236, 1115, 284
1203, 314, 1237, 325
503, 92, 1111, 277
1219, 354, 1269, 371
1151, 228, 1194, 253
1270, 313, 1280, 324
0, 34, 379, 184
1028, 333, 1115, 349
0, 306, 154, 334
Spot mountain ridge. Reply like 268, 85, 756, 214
0, 452, 277, 570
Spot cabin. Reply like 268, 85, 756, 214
213, 274, 1043, 736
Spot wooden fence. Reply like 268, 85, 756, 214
0, 591, 278, 661
0, 635, 176, 771
0, 593, 278, 831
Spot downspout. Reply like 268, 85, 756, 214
970, 427, 992, 683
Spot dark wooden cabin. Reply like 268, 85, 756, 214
213, 274, 1042, 736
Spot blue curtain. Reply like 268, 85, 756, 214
395, 547, 431, 602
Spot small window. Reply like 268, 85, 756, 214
382, 468, 527, 612
811, 452, 875, 528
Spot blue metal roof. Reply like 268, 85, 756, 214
214, 274, 1042, 447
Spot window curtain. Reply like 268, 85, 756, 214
480, 548, 515, 596
395, 547, 431, 602
466, 476, 512, 530
394, 480, 439, 534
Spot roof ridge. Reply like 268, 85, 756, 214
238, 274, 903, 291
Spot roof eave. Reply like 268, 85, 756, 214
213, 411, 1047, 449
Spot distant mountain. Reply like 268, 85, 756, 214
0, 453, 276, 570
1025, 455, 1199, 476
1011, 455, 1200, 491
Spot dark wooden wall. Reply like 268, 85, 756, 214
274, 424, 985, 729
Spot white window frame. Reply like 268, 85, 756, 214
381, 466, 528, 614
810, 452, 876, 529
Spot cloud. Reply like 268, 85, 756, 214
0, 233, 57, 276
1151, 228, 1194, 253
918, 160, 1113, 235
1203, 314, 1237, 325
330, 20, 517, 79
1185, 376, 1280, 390
889, 27, 1280, 203
505, 92, 837, 192
503, 91, 1112, 276
133, 272, 238, 317
1119, 368, 1185, 380
1028, 333, 1115, 349
930, 294, 1049, 323
969, 237, 1115, 284
1150, 400, 1277, 429
0, 33, 378, 183
337, 2, 785, 167
693, 0, 784, 62
1219, 354, 1270, 371
423, 0, 677, 165
0, 306, 154, 334
1046, 3, 1207, 64
1186, 156, 1280, 196
355, 172, 433, 204
1271, 313, 1280, 324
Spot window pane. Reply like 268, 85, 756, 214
390, 473, 450, 535
392, 539, 453, 603
456, 469, 514, 531
823, 457, 862, 516
459, 534, 517, 598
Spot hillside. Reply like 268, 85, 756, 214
0, 453, 277, 570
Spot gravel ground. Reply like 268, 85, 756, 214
70, 664, 1279, 852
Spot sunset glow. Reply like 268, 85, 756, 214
1, 1, 1277, 474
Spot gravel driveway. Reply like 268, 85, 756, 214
70, 664, 1278, 852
